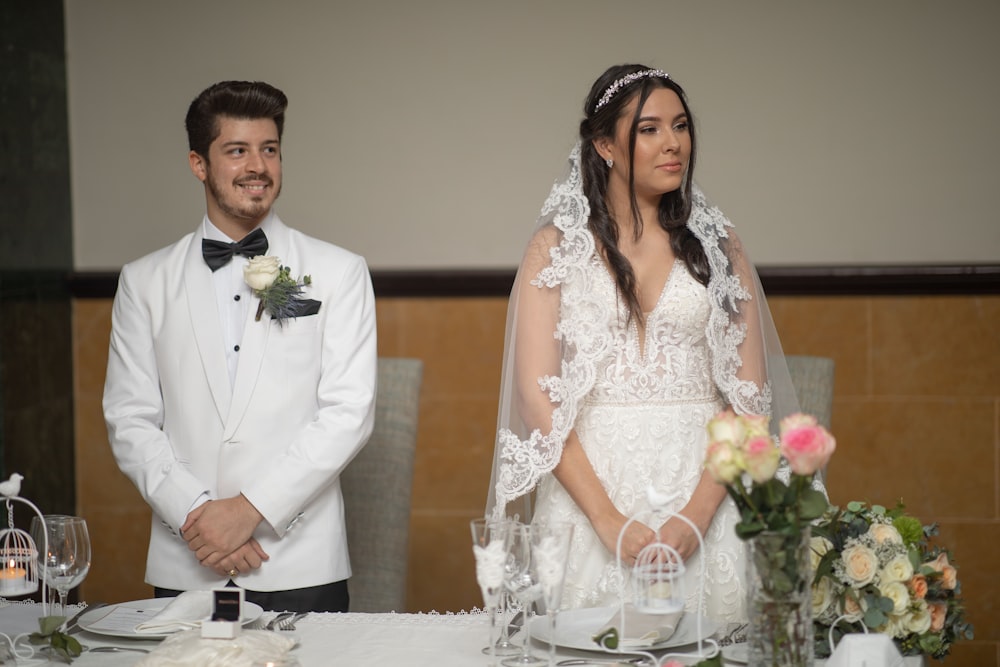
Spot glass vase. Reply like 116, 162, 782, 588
746, 527, 814, 667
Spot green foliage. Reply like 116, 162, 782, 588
28, 615, 82, 663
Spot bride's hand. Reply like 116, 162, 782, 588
593, 512, 656, 566
657, 516, 702, 562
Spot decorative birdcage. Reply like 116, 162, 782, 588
0, 474, 48, 607
602, 485, 719, 665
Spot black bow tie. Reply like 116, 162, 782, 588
201, 228, 269, 271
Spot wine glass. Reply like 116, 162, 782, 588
530, 522, 574, 667
502, 523, 545, 667
471, 518, 511, 665
30, 515, 91, 617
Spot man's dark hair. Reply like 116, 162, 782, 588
185, 81, 288, 158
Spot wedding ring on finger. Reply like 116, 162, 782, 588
228, 568, 239, 577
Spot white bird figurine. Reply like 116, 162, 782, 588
0, 473, 24, 497
646, 485, 680, 510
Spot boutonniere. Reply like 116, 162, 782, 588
244, 255, 312, 325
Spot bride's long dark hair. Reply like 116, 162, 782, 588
579, 64, 711, 324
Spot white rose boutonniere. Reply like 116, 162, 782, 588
244, 256, 312, 325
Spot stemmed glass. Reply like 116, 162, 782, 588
30, 515, 91, 617
530, 522, 574, 667
502, 523, 545, 667
471, 518, 511, 665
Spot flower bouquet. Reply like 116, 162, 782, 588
811, 501, 974, 660
704, 410, 835, 667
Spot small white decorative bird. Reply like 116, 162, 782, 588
646, 485, 680, 510
0, 473, 24, 497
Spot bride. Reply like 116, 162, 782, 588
486, 64, 803, 622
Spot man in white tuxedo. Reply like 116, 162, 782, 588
103, 80, 376, 612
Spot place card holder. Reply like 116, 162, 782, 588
202, 587, 244, 639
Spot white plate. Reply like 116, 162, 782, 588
77, 598, 264, 639
530, 606, 721, 653
721, 642, 748, 664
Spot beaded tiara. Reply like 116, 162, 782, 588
593, 69, 671, 113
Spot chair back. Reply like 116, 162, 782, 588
785, 355, 835, 428
342, 357, 423, 612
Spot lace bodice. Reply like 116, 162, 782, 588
581, 257, 718, 406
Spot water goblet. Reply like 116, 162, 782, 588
29, 515, 91, 617
502, 523, 545, 667
471, 518, 511, 665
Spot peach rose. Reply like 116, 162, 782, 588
926, 552, 958, 590
779, 413, 836, 475
869, 523, 902, 545
743, 434, 780, 483
907, 573, 928, 599
842, 593, 865, 623
841, 542, 878, 587
928, 601, 947, 632
705, 439, 744, 484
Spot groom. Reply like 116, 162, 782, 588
103, 80, 377, 612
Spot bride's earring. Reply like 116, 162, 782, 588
605, 157, 614, 168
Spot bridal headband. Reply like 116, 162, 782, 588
593, 69, 671, 113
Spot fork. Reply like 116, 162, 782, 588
277, 611, 309, 630
265, 611, 294, 630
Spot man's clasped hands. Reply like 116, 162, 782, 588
181, 494, 268, 578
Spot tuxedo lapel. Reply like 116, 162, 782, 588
223, 218, 291, 440
183, 237, 232, 422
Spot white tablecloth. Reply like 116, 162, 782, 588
5, 600, 893, 666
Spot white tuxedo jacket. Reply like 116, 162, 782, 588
103, 216, 376, 591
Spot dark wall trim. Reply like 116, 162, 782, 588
68, 264, 1000, 299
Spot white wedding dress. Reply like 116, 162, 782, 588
531, 257, 746, 621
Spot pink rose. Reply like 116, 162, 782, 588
742, 413, 770, 438
706, 408, 747, 445
742, 434, 780, 483
779, 413, 836, 475
705, 440, 744, 484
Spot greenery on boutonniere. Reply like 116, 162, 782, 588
27, 615, 82, 663
243, 255, 312, 325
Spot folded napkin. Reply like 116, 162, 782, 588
135, 591, 215, 634
595, 604, 683, 649
135, 628, 296, 667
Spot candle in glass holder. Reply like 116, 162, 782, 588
0, 558, 28, 595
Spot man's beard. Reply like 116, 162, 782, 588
206, 171, 281, 222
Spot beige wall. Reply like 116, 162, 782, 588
65, 0, 1000, 271
75, 293, 1000, 665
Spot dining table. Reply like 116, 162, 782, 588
1, 598, 856, 666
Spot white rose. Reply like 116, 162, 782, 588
880, 554, 914, 584
244, 255, 282, 291
869, 523, 902, 545
881, 581, 910, 614
883, 613, 909, 639
906, 599, 932, 635
812, 576, 835, 617
841, 543, 879, 587
810, 536, 833, 571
